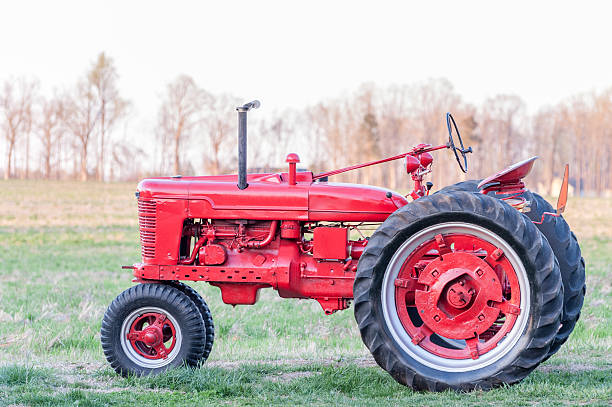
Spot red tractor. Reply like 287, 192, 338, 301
101, 101, 585, 391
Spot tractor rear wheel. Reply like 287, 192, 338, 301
435, 180, 586, 359
354, 191, 563, 391
101, 284, 206, 377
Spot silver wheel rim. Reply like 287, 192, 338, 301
381, 222, 531, 372
120, 306, 183, 369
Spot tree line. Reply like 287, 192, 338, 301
1, 53, 129, 182
1, 53, 610, 196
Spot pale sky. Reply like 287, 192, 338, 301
1, 0, 612, 161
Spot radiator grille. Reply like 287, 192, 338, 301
138, 200, 156, 258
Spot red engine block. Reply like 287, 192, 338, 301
133, 217, 369, 314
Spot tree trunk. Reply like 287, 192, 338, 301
72, 145, 78, 180
45, 147, 51, 179
98, 100, 106, 182
4, 143, 13, 180
80, 143, 88, 181
173, 123, 182, 175
547, 138, 557, 195
56, 141, 62, 180
24, 132, 30, 179
174, 133, 180, 175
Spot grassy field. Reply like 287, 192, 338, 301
0, 180, 610, 406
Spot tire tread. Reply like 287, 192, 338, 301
354, 190, 562, 391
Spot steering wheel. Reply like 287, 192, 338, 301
446, 112, 472, 173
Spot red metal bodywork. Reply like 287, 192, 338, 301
478, 157, 570, 220
134, 169, 407, 314
131, 147, 540, 315
478, 156, 538, 194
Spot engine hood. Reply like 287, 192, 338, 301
136, 172, 408, 222
308, 182, 407, 221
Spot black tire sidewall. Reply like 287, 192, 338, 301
368, 211, 544, 388
354, 191, 562, 391
165, 281, 215, 361
101, 284, 204, 376
436, 180, 585, 358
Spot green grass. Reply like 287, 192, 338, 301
1, 364, 610, 406
0, 180, 611, 406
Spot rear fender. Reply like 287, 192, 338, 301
479, 157, 571, 222
478, 157, 538, 195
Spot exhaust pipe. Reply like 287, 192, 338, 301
236, 100, 260, 190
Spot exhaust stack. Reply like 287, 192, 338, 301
236, 100, 260, 190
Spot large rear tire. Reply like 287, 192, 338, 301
436, 180, 586, 359
354, 191, 563, 391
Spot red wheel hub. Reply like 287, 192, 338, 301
126, 312, 177, 360
394, 233, 522, 360
143, 331, 159, 346
415, 252, 503, 340
445, 280, 472, 309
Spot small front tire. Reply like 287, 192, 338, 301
165, 281, 215, 363
101, 283, 206, 377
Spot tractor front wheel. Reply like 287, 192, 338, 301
164, 281, 215, 363
101, 284, 206, 377
354, 191, 563, 391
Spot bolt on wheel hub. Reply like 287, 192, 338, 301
445, 279, 472, 309
415, 252, 503, 340
126, 312, 177, 360
390, 229, 524, 361
142, 329, 162, 346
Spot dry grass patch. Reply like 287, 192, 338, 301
562, 196, 612, 239
0, 180, 137, 228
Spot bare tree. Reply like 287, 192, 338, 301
408, 78, 464, 187
64, 80, 101, 181
377, 84, 412, 189
479, 94, 526, 174
88, 53, 129, 181
307, 99, 353, 177
0, 78, 37, 180
109, 137, 145, 181
352, 85, 380, 184
157, 75, 208, 174
254, 110, 299, 172
37, 94, 65, 179
2, 66, 611, 194
201, 93, 239, 175
589, 89, 612, 195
